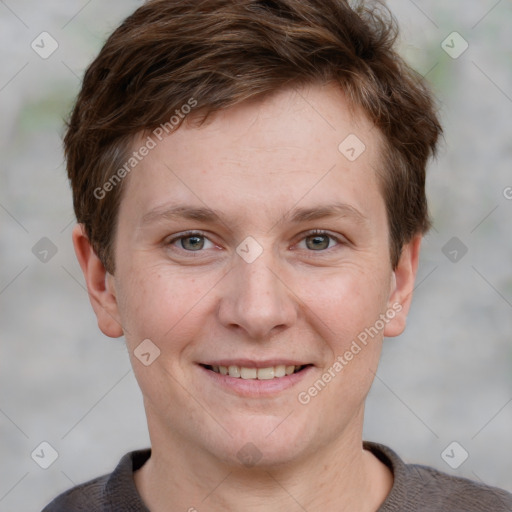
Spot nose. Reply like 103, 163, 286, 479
217, 250, 298, 340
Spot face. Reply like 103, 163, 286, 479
76, 82, 419, 468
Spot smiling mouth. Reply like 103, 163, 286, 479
201, 364, 311, 380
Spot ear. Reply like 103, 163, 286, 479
72, 224, 124, 338
383, 234, 422, 338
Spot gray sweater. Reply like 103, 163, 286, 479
42, 442, 512, 511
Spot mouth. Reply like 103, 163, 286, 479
200, 363, 311, 380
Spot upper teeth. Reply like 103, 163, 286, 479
211, 365, 302, 380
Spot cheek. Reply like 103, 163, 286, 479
115, 264, 208, 348
296, 268, 391, 416
116, 267, 210, 400
298, 265, 391, 348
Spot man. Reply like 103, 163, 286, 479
43, 0, 512, 510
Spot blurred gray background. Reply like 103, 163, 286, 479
1, 1, 511, 510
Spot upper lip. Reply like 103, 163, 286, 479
200, 360, 311, 368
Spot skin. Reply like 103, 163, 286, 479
73, 82, 421, 512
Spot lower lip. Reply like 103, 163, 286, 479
198, 365, 314, 397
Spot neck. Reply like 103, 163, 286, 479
134, 414, 393, 512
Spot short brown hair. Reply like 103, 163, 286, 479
64, 0, 442, 273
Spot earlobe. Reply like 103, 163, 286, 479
383, 234, 422, 338
72, 224, 124, 338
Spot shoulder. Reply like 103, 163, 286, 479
41, 450, 151, 512
365, 441, 512, 512
404, 463, 512, 511
41, 474, 109, 512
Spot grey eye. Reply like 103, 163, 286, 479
305, 234, 330, 250
180, 235, 205, 251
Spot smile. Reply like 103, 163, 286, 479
203, 364, 309, 380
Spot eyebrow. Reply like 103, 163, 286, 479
140, 205, 222, 227
281, 203, 368, 225
140, 202, 367, 228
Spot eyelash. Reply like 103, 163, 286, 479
167, 229, 345, 255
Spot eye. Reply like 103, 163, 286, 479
297, 230, 342, 251
168, 232, 215, 252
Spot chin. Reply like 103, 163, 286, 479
207, 415, 319, 469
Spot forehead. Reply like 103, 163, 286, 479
119, 82, 385, 226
